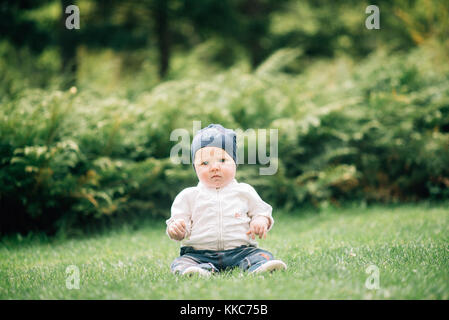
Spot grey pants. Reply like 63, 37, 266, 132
170, 245, 275, 274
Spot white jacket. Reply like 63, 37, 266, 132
166, 179, 274, 250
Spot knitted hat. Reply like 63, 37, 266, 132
191, 124, 237, 170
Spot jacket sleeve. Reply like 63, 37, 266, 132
166, 188, 194, 240
245, 184, 274, 230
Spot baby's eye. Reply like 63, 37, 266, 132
219, 158, 226, 163
201, 161, 209, 166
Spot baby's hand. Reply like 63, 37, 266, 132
246, 216, 270, 240
167, 219, 186, 241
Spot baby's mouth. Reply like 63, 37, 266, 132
211, 175, 221, 179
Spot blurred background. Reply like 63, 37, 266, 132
1, 0, 448, 236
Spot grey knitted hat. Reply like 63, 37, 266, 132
191, 124, 237, 170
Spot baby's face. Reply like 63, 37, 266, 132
194, 146, 236, 189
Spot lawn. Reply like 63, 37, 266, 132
0, 203, 448, 299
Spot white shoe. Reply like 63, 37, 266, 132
250, 260, 287, 274
182, 266, 212, 277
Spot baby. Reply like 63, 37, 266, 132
166, 124, 287, 276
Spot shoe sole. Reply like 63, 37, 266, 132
251, 260, 287, 274
182, 266, 212, 277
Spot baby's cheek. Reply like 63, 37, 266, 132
222, 164, 236, 179
196, 167, 211, 185
195, 166, 205, 179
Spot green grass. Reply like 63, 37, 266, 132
1, 204, 448, 299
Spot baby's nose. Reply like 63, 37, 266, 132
210, 161, 220, 170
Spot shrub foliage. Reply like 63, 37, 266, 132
1, 40, 449, 234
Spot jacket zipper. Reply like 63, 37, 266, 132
217, 188, 223, 250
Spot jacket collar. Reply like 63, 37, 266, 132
197, 179, 238, 192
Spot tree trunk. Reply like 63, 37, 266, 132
240, 0, 267, 69
153, 0, 170, 78
59, 0, 78, 89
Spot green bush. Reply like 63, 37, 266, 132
1, 40, 448, 235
